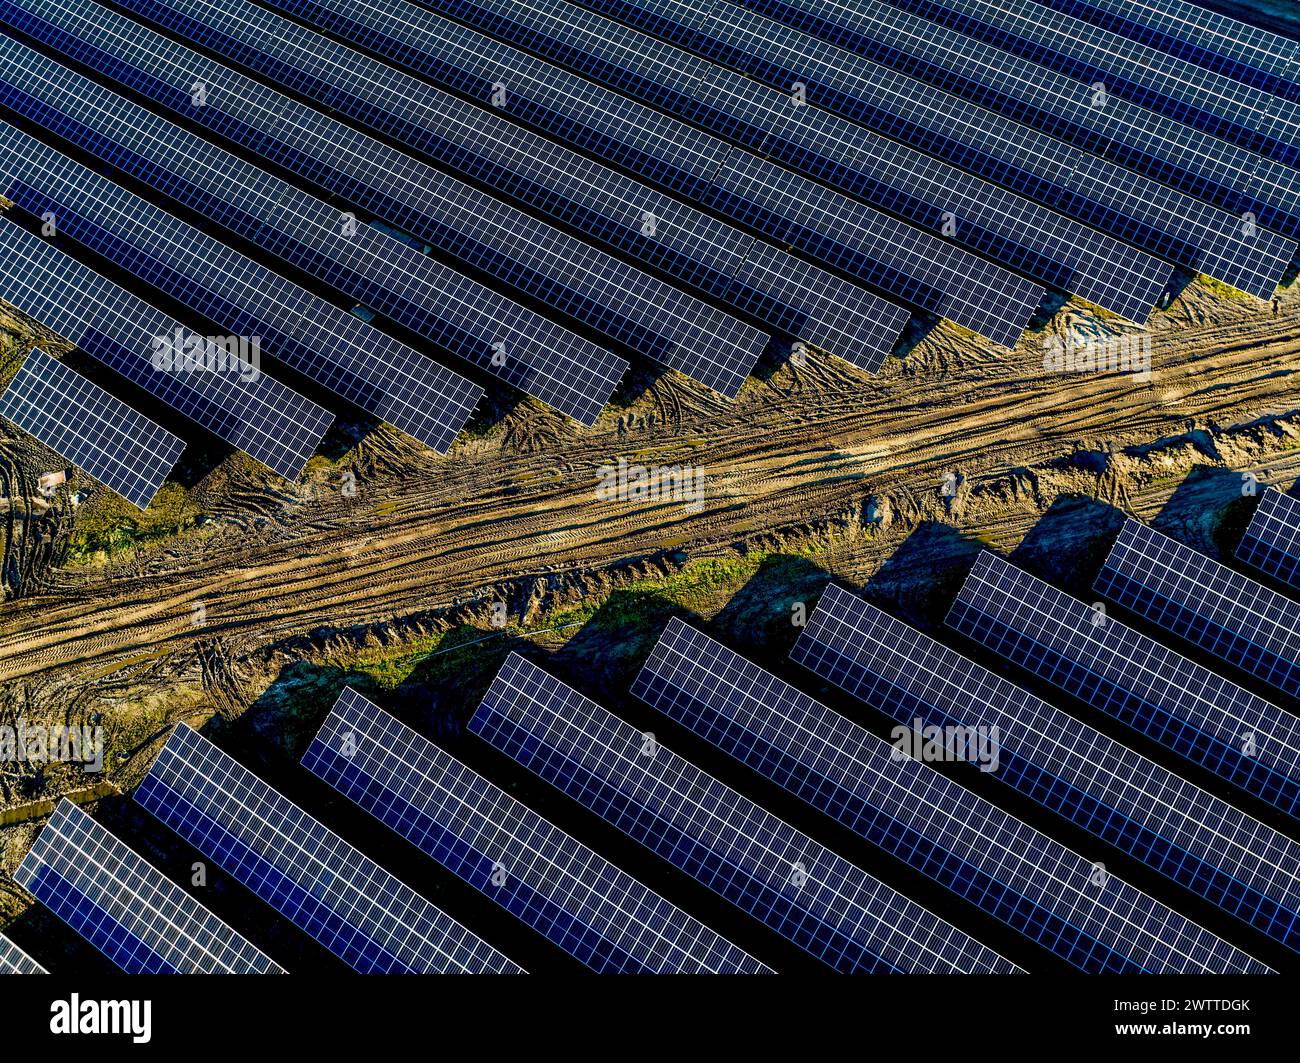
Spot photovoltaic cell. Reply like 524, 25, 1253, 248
0, 347, 183, 508
0, 934, 45, 974
0, 126, 482, 453
638, 618, 1280, 969
368, 0, 1169, 321
1237, 488, 1300, 594
527, 0, 1291, 298
155, 0, 1045, 347
1030, 0, 1300, 103
788, 586, 1300, 955
706, 0, 1300, 236
303, 687, 772, 973
870, 0, 1300, 167
15, 800, 284, 973
571, 0, 1300, 243
45, 0, 912, 370
135, 724, 523, 973
947, 551, 1300, 819
470, 653, 1019, 973
1096, 520, 1300, 700
0, 218, 332, 480
87, 0, 765, 397
0, 33, 622, 423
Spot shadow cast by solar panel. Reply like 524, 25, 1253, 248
1153, 464, 1259, 558
881, 314, 934, 362
1009, 493, 1127, 597
859, 519, 987, 631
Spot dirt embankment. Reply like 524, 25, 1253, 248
0, 280, 1297, 826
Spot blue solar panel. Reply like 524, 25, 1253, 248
56, 0, 912, 371
0, 347, 183, 508
639, 617, 1282, 968
1031, 0, 1300, 103
869, 0, 1300, 168
469, 653, 1020, 973
303, 687, 771, 973
0, 125, 482, 453
707, 0, 1300, 237
0, 218, 332, 480
1096, 519, 1300, 700
510, 0, 1291, 297
135, 724, 523, 973
788, 586, 1300, 955
0, 934, 46, 973
1238, 488, 1300, 594
152, 0, 1047, 348
571, 0, 1300, 243
0, 2, 913, 384
16, 800, 284, 973
362, 0, 1172, 321
0, 33, 623, 423
947, 551, 1300, 819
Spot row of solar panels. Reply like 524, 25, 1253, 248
8, 487, 1299, 973
0, 0, 1295, 509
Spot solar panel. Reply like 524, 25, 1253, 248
702, 0, 1300, 238
1030, 0, 1300, 103
946, 552, 1300, 819
525, 0, 1292, 297
303, 687, 772, 973
0, 347, 183, 508
35, 0, 910, 372
134, 724, 523, 973
788, 586, 1300, 955
367, 0, 1170, 321
469, 653, 1019, 973
1237, 488, 1300, 594
1096, 519, 1300, 700
0, 218, 332, 480
571, 0, 1300, 244
0, 34, 622, 424
0, 934, 45, 974
638, 618, 1281, 969
148, 0, 1044, 348
869, 0, 1300, 168
15, 800, 284, 973
0, 126, 482, 453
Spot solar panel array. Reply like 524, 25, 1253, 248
1096, 519, 1300, 700
134, 724, 523, 973
470, 652, 1019, 973
158, 0, 1049, 348
636, 618, 1276, 969
0, 347, 183, 508
0, 934, 46, 974
538, 0, 1291, 297
371, 0, 1171, 322
25, 0, 913, 370
947, 551, 1300, 819
789, 585, 1300, 954
0, 124, 483, 453
871, 0, 1300, 167
0, 22, 624, 424
1238, 488, 1300, 593
703, 0, 1300, 237
15, 800, 284, 974
303, 687, 771, 973
0, 217, 333, 480
1031, 0, 1300, 102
